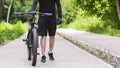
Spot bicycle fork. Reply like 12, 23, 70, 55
23, 28, 39, 48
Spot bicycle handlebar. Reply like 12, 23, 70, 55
14, 12, 53, 16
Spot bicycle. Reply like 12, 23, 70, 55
15, 11, 52, 66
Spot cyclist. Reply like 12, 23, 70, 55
31, 0, 62, 63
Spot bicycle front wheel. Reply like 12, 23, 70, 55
31, 28, 38, 66
27, 31, 32, 61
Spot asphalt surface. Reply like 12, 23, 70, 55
0, 33, 113, 68
57, 28, 120, 58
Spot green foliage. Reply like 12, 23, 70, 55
0, 21, 28, 44
61, 0, 79, 24
3, 0, 33, 23
68, 9, 103, 31
68, 12, 120, 36
61, 0, 120, 36
73, 0, 120, 28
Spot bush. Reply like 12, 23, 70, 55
0, 21, 28, 44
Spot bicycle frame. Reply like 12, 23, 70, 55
15, 11, 52, 66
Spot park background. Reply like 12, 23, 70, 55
0, 0, 120, 44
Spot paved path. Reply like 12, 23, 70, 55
57, 28, 120, 58
0, 33, 112, 68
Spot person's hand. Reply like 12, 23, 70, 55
57, 18, 62, 25
30, 11, 36, 15
30, 11, 36, 20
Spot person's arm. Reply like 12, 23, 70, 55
55, 0, 62, 18
31, 0, 38, 11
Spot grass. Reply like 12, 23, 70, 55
63, 13, 120, 37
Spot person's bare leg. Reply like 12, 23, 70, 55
40, 36, 47, 63
40, 36, 46, 56
48, 36, 55, 61
49, 36, 55, 53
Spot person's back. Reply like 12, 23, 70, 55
32, 0, 62, 18
39, 0, 56, 12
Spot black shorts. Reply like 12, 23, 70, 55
38, 16, 56, 36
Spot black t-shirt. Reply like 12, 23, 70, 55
32, 0, 62, 18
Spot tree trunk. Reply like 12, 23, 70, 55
116, 0, 120, 20
0, 0, 4, 22
6, 0, 13, 23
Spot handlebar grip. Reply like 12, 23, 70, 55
14, 12, 23, 15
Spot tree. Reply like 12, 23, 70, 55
6, 0, 13, 23
116, 0, 120, 20
2, 0, 33, 23
0, 0, 4, 22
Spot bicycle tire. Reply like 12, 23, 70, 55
31, 28, 38, 66
27, 31, 32, 61
28, 47, 32, 60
